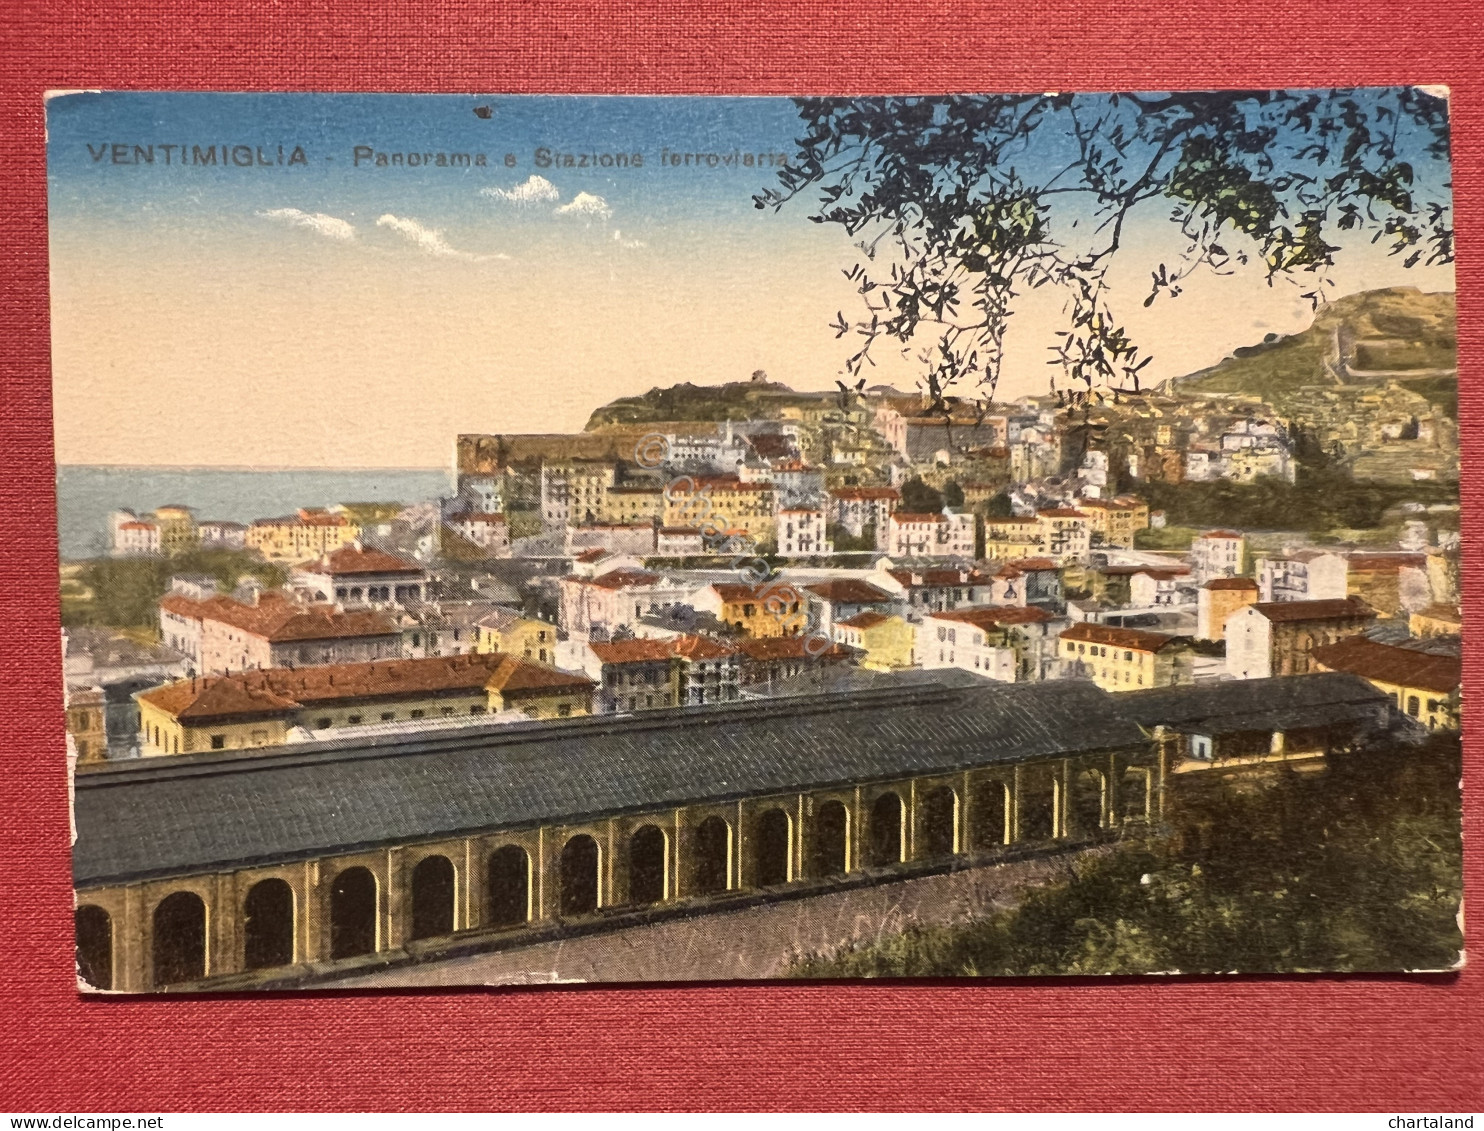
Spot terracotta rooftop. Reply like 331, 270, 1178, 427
928, 606, 1054, 629
1200, 529, 1245, 539
1414, 603, 1462, 625
585, 568, 663, 590
838, 611, 893, 630
1205, 577, 1259, 591
1310, 636, 1460, 695
892, 512, 948, 524
733, 636, 852, 661
139, 652, 580, 722
829, 486, 900, 501
159, 593, 399, 643
589, 638, 675, 664
304, 545, 424, 576
1007, 557, 1058, 571
803, 579, 895, 604
1060, 622, 1180, 653
1250, 597, 1376, 624
1037, 508, 1089, 519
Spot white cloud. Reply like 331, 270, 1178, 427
481, 175, 560, 205
257, 207, 356, 242
554, 192, 613, 221
375, 213, 490, 260
612, 229, 646, 249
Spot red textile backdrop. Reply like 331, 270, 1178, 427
2, 1, 1481, 1111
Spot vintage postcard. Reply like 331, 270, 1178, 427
48, 91, 1462, 992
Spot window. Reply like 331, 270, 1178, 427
410, 710, 425, 720
470, 704, 486, 715
316, 717, 332, 729
381, 712, 395, 721
558, 704, 572, 718
1407, 696, 1420, 717
441, 707, 455, 717
347, 715, 362, 725
210, 734, 225, 750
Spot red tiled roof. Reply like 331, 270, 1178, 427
670, 634, 738, 661
1251, 597, 1376, 623
838, 611, 893, 629
929, 606, 1054, 629
1037, 508, 1089, 519
829, 487, 900, 501
709, 582, 772, 602
158, 593, 398, 642
589, 638, 676, 664
1060, 622, 1180, 652
1200, 529, 1244, 539
575, 548, 610, 563
587, 568, 663, 590
734, 637, 851, 661
1310, 637, 1460, 695
985, 516, 1041, 525
802, 579, 894, 604
1205, 577, 1259, 591
485, 656, 594, 695
306, 545, 423, 576
891, 512, 947, 524
1007, 557, 1059, 571
140, 652, 567, 722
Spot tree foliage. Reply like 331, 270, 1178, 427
792, 733, 1462, 977
757, 90, 1453, 417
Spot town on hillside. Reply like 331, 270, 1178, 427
64, 300, 1462, 769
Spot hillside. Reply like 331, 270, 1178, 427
585, 377, 820, 429
1171, 287, 1457, 417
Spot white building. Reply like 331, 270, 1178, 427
887, 509, 975, 558
290, 544, 429, 608
444, 512, 511, 555
196, 521, 247, 551
776, 507, 831, 558
1257, 549, 1348, 602
1189, 529, 1245, 583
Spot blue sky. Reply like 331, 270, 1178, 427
45, 91, 1455, 469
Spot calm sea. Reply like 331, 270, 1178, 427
56, 465, 453, 561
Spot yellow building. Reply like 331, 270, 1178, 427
247, 509, 362, 563
1196, 577, 1260, 642
476, 608, 559, 665
136, 652, 595, 755
1310, 636, 1460, 730
663, 476, 776, 547
983, 516, 1045, 562
152, 505, 199, 556
600, 483, 666, 525
832, 611, 916, 670
1058, 622, 1193, 691
1410, 603, 1461, 638
1077, 496, 1150, 549
700, 582, 808, 638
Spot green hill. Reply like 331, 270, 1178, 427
585, 378, 822, 429
1171, 287, 1457, 417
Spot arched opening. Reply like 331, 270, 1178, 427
690, 816, 732, 895
329, 866, 378, 959
410, 855, 456, 941
808, 800, 849, 878
919, 787, 959, 858
75, 905, 112, 990
970, 781, 1010, 849
1020, 777, 1058, 841
243, 878, 295, 970
868, 792, 905, 866
559, 834, 600, 916
486, 845, 530, 927
1121, 768, 1150, 824
629, 824, 668, 905
1071, 768, 1107, 836
152, 891, 206, 987
754, 808, 792, 886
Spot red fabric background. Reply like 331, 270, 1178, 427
2, 1, 1481, 1111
